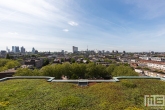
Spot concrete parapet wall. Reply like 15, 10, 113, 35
0, 76, 163, 83
0, 76, 55, 82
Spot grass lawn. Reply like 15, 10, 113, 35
1, 79, 165, 110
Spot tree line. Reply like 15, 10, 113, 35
15, 62, 138, 79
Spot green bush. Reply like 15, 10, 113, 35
15, 68, 40, 76
0, 59, 20, 72
112, 65, 138, 77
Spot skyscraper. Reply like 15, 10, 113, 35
6, 46, 10, 52
12, 46, 15, 52
61, 50, 64, 55
12, 46, 20, 53
21, 46, 25, 53
15, 46, 20, 53
32, 47, 35, 53
73, 46, 78, 53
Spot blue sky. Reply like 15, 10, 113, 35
0, 0, 165, 52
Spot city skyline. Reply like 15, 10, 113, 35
2, 45, 163, 53
1, 0, 165, 52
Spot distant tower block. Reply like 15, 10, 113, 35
73, 46, 78, 53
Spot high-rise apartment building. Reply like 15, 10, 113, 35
61, 50, 64, 54
73, 46, 78, 53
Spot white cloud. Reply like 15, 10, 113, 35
68, 21, 78, 26
7, 32, 18, 35
0, 0, 74, 27
63, 29, 69, 32
0, 0, 56, 17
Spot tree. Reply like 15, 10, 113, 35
15, 68, 33, 76
6, 54, 10, 59
85, 63, 97, 78
106, 64, 116, 76
71, 63, 86, 79
86, 59, 89, 63
0, 59, 20, 72
104, 58, 112, 63
31, 54, 37, 58
96, 65, 108, 78
71, 58, 75, 63
111, 65, 138, 77
43, 58, 49, 66
61, 58, 64, 62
